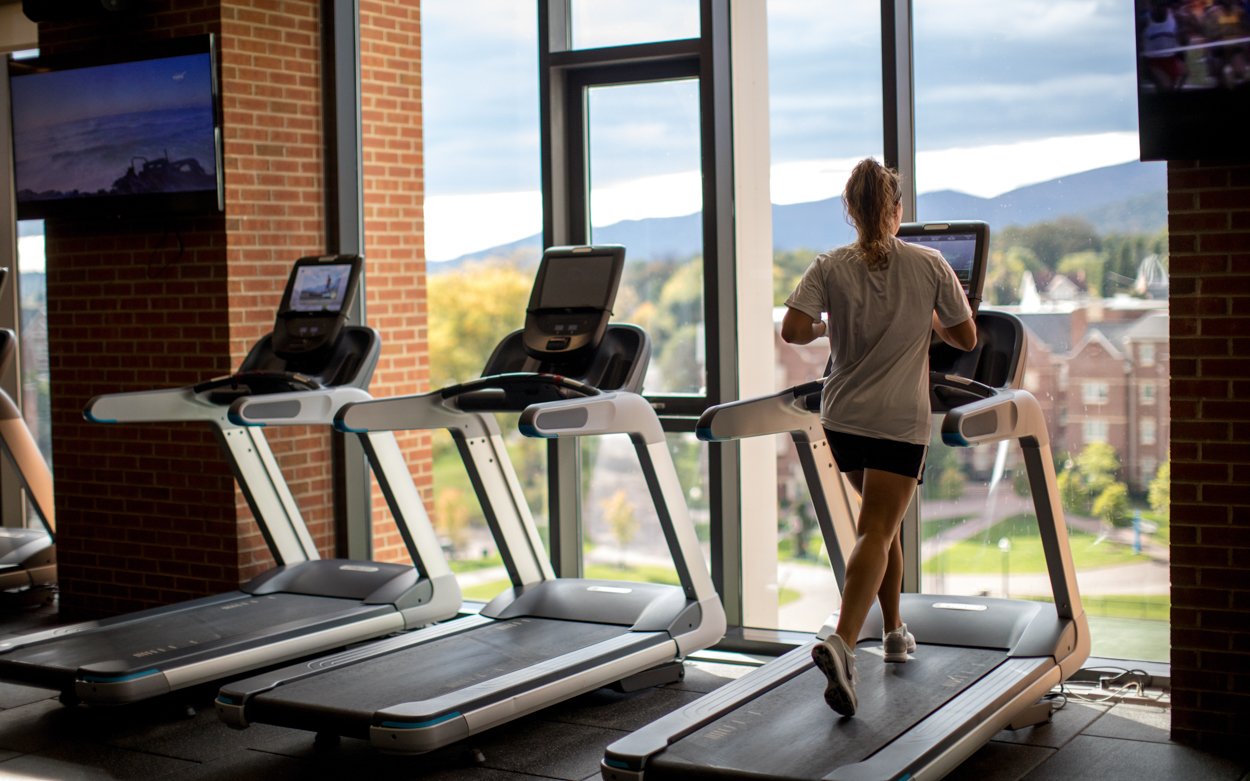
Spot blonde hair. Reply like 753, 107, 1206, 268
843, 159, 902, 269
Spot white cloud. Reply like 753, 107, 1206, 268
424, 191, 541, 263
426, 131, 1144, 262
915, 132, 1141, 197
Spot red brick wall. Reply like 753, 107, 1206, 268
359, 0, 432, 564
219, 0, 329, 579
40, 3, 238, 617
41, 0, 338, 611
47, 220, 236, 617
1167, 160, 1250, 745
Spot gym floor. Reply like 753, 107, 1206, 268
0, 605, 1243, 781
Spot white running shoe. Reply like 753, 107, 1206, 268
883, 623, 916, 663
812, 635, 859, 716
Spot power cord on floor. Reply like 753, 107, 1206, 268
1061, 666, 1167, 705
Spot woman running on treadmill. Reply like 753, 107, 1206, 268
780, 159, 977, 717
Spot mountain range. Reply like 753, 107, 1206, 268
436, 159, 1167, 271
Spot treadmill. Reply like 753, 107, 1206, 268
0, 267, 57, 601
0, 255, 461, 706
601, 222, 1091, 781
216, 244, 727, 754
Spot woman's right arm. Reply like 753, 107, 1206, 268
932, 312, 977, 351
782, 307, 827, 344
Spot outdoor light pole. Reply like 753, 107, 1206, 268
999, 536, 1012, 598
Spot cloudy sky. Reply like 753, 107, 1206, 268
424, 1, 1147, 261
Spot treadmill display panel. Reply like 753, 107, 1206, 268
289, 264, 353, 313
538, 255, 617, 309
899, 233, 978, 296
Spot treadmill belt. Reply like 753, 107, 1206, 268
2, 594, 370, 672
651, 644, 1007, 781
254, 617, 634, 721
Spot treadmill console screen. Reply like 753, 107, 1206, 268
289, 264, 353, 313
538, 255, 617, 310
898, 233, 978, 295
896, 221, 989, 308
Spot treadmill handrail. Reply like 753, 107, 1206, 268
0, 388, 54, 535
940, 388, 1083, 622
692, 383, 859, 590
228, 388, 453, 581
86, 384, 319, 565
694, 382, 825, 443
334, 389, 554, 587
517, 392, 725, 626
228, 387, 372, 427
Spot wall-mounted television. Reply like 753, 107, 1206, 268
8, 35, 223, 221
1136, 2, 1250, 161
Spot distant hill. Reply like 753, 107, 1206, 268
433, 160, 1167, 272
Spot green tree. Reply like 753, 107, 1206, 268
427, 262, 532, 389
434, 486, 472, 557
1057, 250, 1106, 298
1056, 442, 1128, 521
1093, 481, 1130, 527
1148, 458, 1170, 521
774, 248, 817, 306
600, 489, 639, 568
995, 217, 1101, 270
985, 245, 1044, 305
938, 467, 967, 500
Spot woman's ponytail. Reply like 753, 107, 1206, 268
843, 159, 901, 269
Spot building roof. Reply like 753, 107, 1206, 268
1014, 312, 1074, 353
1122, 312, 1169, 342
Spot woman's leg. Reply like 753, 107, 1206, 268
842, 469, 903, 631
834, 468, 918, 650
877, 527, 905, 633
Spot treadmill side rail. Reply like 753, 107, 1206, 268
604, 643, 816, 774
370, 632, 678, 754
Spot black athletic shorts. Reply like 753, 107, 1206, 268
823, 428, 927, 483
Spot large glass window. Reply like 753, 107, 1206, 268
571, 0, 699, 50
423, 1, 545, 593
913, 1, 1170, 661
766, 0, 883, 632
587, 79, 704, 395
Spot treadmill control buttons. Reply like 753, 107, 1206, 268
546, 337, 570, 350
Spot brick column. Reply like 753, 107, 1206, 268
41, 0, 335, 613
1166, 160, 1250, 745
359, 0, 432, 564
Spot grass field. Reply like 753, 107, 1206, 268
923, 514, 1150, 575
448, 554, 503, 573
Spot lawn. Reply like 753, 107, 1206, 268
923, 513, 1150, 575
448, 554, 503, 573
921, 514, 976, 541
1022, 593, 1170, 621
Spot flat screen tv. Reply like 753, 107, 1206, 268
8, 35, 223, 221
1136, 1, 1250, 161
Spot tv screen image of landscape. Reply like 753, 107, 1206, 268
1137, 0, 1250, 160
9, 50, 219, 219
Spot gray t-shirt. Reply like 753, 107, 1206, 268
784, 236, 973, 445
